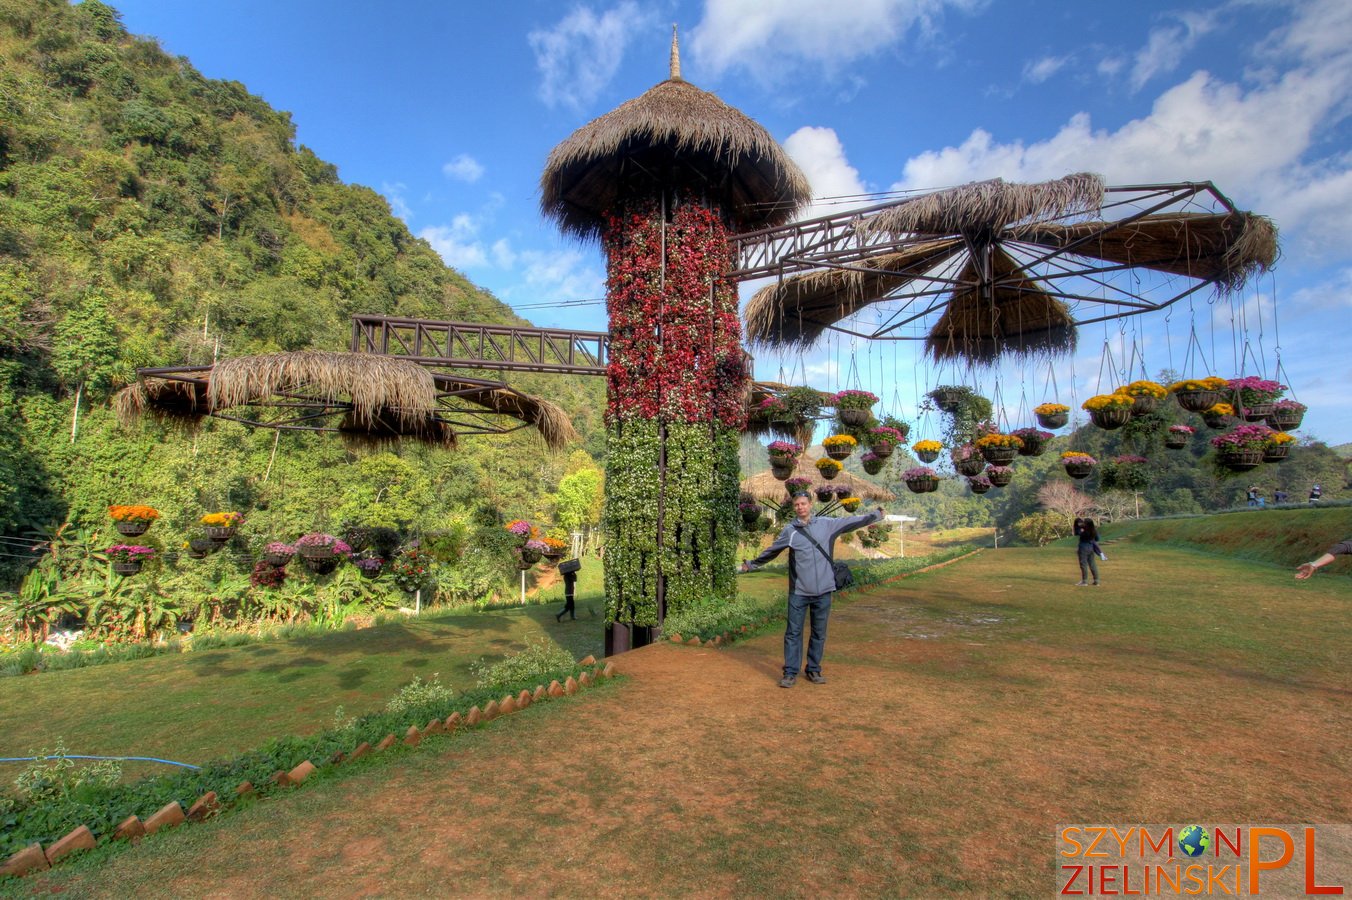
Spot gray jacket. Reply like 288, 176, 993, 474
746, 510, 884, 596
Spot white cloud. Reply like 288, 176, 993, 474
515, 247, 605, 301
529, 2, 652, 110
1023, 54, 1069, 84
1129, 11, 1216, 92
690, 0, 984, 80
419, 214, 487, 269
381, 182, 413, 222
1097, 55, 1125, 78
782, 126, 868, 219
442, 154, 485, 183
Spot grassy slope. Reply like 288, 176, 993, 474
16, 543, 1349, 897
1101, 505, 1352, 572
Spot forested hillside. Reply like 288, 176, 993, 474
0, 0, 603, 586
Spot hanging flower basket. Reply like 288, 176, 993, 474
986, 466, 1013, 487
1011, 428, 1051, 457
1169, 377, 1229, 412
188, 538, 217, 558
1130, 395, 1160, 417
1164, 435, 1188, 449
355, 558, 384, 579
107, 544, 155, 575
968, 476, 992, 495
833, 390, 879, 426
1201, 403, 1236, 430
1241, 403, 1274, 422
302, 555, 340, 575
741, 504, 762, 525
1089, 408, 1131, 430
928, 387, 964, 413
953, 458, 983, 477
520, 546, 544, 565
115, 520, 151, 537
1211, 425, 1274, 472
814, 486, 835, 503
201, 512, 243, 542
860, 452, 884, 476
1266, 401, 1306, 431
1061, 452, 1097, 479
913, 440, 942, 464
975, 434, 1022, 465
1119, 381, 1167, 418
841, 497, 861, 512
823, 434, 858, 461
838, 408, 870, 427
263, 542, 295, 567
1217, 448, 1264, 472
771, 465, 793, 482
1262, 444, 1290, 463
1083, 395, 1133, 430
916, 449, 939, 464
816, 458, 843, 481
902, 467, 940, 494
1033, 403, 1069, 429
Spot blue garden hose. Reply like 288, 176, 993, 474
0, 754, 200, 770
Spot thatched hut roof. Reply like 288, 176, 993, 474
741, 459, 896, 504
114, 377, 209, 428
338, 409, 457, 450
540, 33, 810, 240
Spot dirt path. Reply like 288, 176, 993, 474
29, 548, 1352, 898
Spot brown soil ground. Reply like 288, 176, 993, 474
22, 547, 1352, 898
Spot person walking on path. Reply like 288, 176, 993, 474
1247, 486, 1259, 508
739, 493, 884, 688
1310, 483, 1323, 504
1295, 538, 1352, 579
1074, 517, 1101, 586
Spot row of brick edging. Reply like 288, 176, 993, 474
667, 550, 984, 648
0, 658, 617, 879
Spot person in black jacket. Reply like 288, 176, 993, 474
740, 493, 884, 688
1073, 518, 1101, 586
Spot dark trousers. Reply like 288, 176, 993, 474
1077, 543, 1100, 583
784, 592, 832, 676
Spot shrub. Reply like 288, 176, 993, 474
385, 673, 455, 715
1014, 511, 1071, 546
470, 637, 575, 692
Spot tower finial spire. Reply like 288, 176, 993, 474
669, 24, 682, 81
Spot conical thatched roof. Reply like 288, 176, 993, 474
741, 458, 896, 504
540, 38, 810, 240
434, 376, 579, 451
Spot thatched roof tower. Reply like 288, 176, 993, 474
540, 29, 811, 240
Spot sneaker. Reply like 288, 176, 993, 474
778, 674, 797, 688
1076, 581, 1088, 586
805, 671, 827, 684
1092, 582, 1100, 586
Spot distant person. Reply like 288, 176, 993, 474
1073, 517, 1101, 586
1309, 483, 1323, 504
739, 492, 884, 688
1246, 486, 1259, 508
1274, 489, 1289, 504
1295, 538, 1351, 579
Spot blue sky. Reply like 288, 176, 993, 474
109, 0, 1352, 444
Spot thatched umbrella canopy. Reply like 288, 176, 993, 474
209, 351, 437, 429
540, 31, 811, 240
743, 173, 1279, 365
741, 459, 896, 504
120, 353, 579, 451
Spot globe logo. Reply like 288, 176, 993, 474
1178, 825, 1211, 858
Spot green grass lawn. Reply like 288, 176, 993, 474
0, 579, 608, 779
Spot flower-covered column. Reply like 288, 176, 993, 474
601, 194, 745, 646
